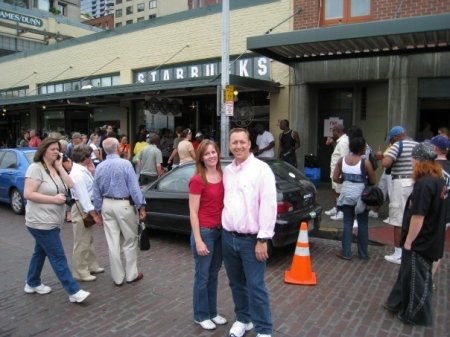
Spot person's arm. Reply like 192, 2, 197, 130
332, 158, 343, 183
54, 153, 74, 188
188, 143, 196, 161
365, 159, 377, 185
382, 143, 397, 169
24, 178, 66, 205
403, 215, 425, 250
292, 131, 300, 151
167, 148, 178, 163
189, 193, 209, 256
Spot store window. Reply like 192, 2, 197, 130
149, 0, 156, 8
115, 0, 122, 3
321, 0, 371, 25
126, 19, 133, 25
57, 2, 66, 15
116, 8, 122, 17
137, 3, 144, 12
38, 74, 120, 95
137, 16, 144, 22
0, 87, 29, 97
115, 22, 123, 28
42, 110, 65, 134
149, 14, 156, 19
126, 6, 133, 14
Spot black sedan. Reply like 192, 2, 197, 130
142, 158, 322, 248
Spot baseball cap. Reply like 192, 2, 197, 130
386, 126, 405, 142
430, 135, 450, 151
412, 142, 436, 162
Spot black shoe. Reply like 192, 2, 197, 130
383, 302, 400, 313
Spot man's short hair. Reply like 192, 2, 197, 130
103, 137, 119, 155
229, 128, 250, 140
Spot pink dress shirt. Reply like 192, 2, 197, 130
222, 153, 277, 239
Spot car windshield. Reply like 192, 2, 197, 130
265, 160, 308, 190
24, 152, 35, 164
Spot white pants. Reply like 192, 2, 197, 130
102, 198, 139, 284
71, 204, 101, 279
388, 178, 413, 227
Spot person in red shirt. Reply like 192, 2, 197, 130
192, 132, 204, 153
28, 130, 42, 148
188, 140, 227, 331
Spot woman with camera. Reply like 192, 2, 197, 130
23, 137, 90, 303
69, 144, 103, 282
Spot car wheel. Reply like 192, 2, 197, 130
10, 188, 25, 215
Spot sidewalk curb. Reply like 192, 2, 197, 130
313, 227, 386, 246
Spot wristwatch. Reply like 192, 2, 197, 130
257, 238, 268, 243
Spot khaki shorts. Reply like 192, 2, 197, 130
388, 178, 413, 227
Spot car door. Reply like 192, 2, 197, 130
0, 150, 18, 202
144, 164, 195, 233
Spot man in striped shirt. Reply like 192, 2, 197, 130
382, 126, 418, 264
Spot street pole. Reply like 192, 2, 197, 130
220, 0, 230, 157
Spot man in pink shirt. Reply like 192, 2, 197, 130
222, 128, 277, 337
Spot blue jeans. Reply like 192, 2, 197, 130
190, 228, 223, 321
26, 227, 80, 295
222, 230, 272, 335
340, 206, 369, 259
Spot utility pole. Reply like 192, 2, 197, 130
220, 0, 230, 157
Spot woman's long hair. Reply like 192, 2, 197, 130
195, 140, 221, 184
412, 161, 443, 181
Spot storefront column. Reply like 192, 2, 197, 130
387, 56, 418, 137
29, 106, 38, 131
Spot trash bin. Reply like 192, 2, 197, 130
304, 154, 320, 188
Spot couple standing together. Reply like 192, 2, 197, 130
189, 128, 276, 337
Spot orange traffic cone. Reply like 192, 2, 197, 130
284, 222, 317, 285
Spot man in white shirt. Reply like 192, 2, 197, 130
70, 144, 103, 282
255, 123, 275, 158
222, 128, 277, 337
326, 124, 349, 220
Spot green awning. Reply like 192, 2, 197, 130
247, 13, 450, 64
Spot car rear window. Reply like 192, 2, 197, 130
266, 160, 308, 190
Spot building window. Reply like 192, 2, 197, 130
115, 9, 122, 17
126, 6, 133, 14
137, 16, 144, 21
57, 2, 66, 15
115, 0, 122, 4
115, 22, 123, 27
321, 0, 371, 25
149, 0, 156, 9
137, 3, 144, 12
126, 19, 133, 25
149, 14, 156, 19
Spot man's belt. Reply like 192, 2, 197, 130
104, 196, 130, 200
226, 230, 257, 238
391, 175, 412, 180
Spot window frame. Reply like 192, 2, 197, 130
321, 0, 371, 26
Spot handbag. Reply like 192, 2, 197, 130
75, 202, 96, 227
360, 160, 384, 207
138, 222, 151, 251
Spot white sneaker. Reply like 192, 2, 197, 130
383, 217, 390, 224
256, 334, 272, 337
324, 207, 337, 216
352, 219, 358, 228
330, 211, 343, 220
384, 253, 401, 265
211, 314, 227, 325
194, 319, 216, 330
24, 283, 52, 295
69, 289, 90, 303
229, 321, 254, 337
368, 210, 379, 218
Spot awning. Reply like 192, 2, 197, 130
247, 13, 450, 64
0, 74, 279, 111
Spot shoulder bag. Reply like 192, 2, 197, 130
360, 159, 384, 208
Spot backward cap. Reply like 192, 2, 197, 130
430, 135, 450, 151
412, 142, 436, 162
386, 125, 405, 142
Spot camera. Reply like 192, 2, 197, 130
65, 189, 75, 207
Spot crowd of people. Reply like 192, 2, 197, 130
19, 121, 449, 331
325, 123, 449, 326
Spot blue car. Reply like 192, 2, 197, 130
0, 148, 36, 214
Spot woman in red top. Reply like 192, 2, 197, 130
118, 135, 131, 160
189, 140, 227, 330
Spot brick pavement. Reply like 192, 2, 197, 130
0, 204, 448, 337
